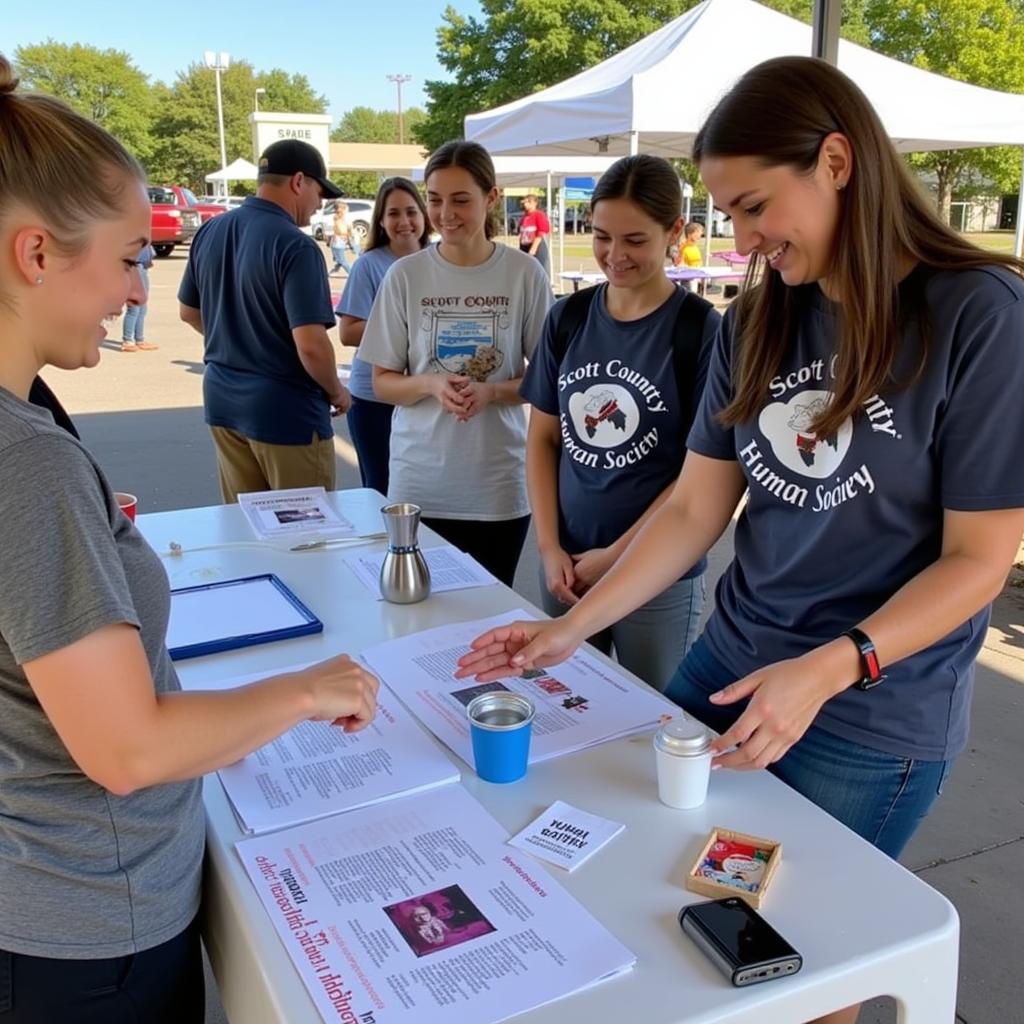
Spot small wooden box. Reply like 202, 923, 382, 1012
686, 827, 782, 909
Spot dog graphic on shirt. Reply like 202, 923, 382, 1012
582, 389, 627, 438
787, 398, 838, 467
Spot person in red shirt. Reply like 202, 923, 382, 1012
518, 193, 551, 273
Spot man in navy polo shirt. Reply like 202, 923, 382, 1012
178, 139, 351, 502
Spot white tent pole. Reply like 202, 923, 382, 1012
546, 169, 555, 289
1015, 147, 1024, 259
629, 131, 639, 156
558, 176, 565, 284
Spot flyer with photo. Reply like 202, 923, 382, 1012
238, 487, 357, 541
236, 786, 635, 1024
360, 610, 672, 769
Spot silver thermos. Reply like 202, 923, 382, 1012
379, 503, 431, 604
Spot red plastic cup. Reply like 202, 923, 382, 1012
114, 492, 138, 522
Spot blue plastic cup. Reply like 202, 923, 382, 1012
466, 692, 535, 783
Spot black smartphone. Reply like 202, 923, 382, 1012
679, 897, 803, 987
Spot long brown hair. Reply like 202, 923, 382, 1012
693, 56, 1024, 436
363, 176, 431, 254
424, 141, 499, 241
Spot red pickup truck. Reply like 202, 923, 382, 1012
147, 185, 224, 257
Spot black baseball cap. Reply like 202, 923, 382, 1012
257, 139, 343, 198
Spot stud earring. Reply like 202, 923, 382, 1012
836, 182, 845, 191
35, 276, 44, 284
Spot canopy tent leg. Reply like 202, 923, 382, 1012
558, 176, 566, 286
1015, 148, 1024, 259
547, 169, 555, 290
629, 131, 639, 156
812, 0, 842, 64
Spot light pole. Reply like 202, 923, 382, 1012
254, 86, 266, 112
204, 51, 230, 195
386, 73, 412, 144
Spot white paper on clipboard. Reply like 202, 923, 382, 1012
167, 576, 318, 659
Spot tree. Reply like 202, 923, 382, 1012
332, 106, 427, 145
864, 0, 1024, 217
416, 0, 693, 150
14, 42, 155, 160
148, 61, 327, 192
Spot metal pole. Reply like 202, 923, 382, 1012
812, 0, 841, 64
1015, 147, 1024, 258
205, 52, 231, 197
214, 68, 227, 173
387, 74, 412, 144
546, 169, 554, 290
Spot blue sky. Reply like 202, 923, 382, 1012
4, 0, 484, 126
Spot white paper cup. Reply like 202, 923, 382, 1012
654, 720, 712, 809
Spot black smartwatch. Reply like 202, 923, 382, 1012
843, 627, 886, 691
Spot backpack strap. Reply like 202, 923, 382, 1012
550, 286, 601, 366
669, 289, 714, 439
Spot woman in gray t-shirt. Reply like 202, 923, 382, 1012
0, 61, 379, 1023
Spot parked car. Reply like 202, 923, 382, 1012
147, 186, 203, 258
200, 195, 247, 210
150, 185, 226, 226
310, 198, 374, 244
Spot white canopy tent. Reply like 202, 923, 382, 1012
205, 157, 259, 196
414, 156, 620, 282
465, 0, 1024, 255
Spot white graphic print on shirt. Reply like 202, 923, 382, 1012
427, 308, 508, 379
738, 359, 904, 512
558, 358, 669, 470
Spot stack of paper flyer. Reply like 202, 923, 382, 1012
180, 667, 460, 834
236, 786, 636, 1024
361, 610, 672, 769
345, 544, 499, 599
238, 487, 357, 542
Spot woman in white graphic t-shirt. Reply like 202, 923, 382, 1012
360, 141, 553, 586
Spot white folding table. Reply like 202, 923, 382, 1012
139, 489, 958, 1024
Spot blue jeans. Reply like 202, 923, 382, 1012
665, 636, 952, 859
330, 242, 354, 273
122, 265, 149, 340
541, 570, 705, 693
347, 395, 393, 494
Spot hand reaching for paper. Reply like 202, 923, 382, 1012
455, 619, 584, 682
301, 654, 380, 732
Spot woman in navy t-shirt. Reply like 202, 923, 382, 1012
520, 156, 720, 691
459, 59, 1024, 880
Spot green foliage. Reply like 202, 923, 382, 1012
330, 172, 381, 199
14, 42, 155, 160
864, 0, 1024, 207
148, 61, 327, 191
332, 106, 427, 145
416, 0, 692, 150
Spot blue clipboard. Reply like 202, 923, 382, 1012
167, 574, 323, 661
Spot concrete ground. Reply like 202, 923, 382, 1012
38, 246, 1024, 1024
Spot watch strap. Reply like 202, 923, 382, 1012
843, 627, 886, 691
